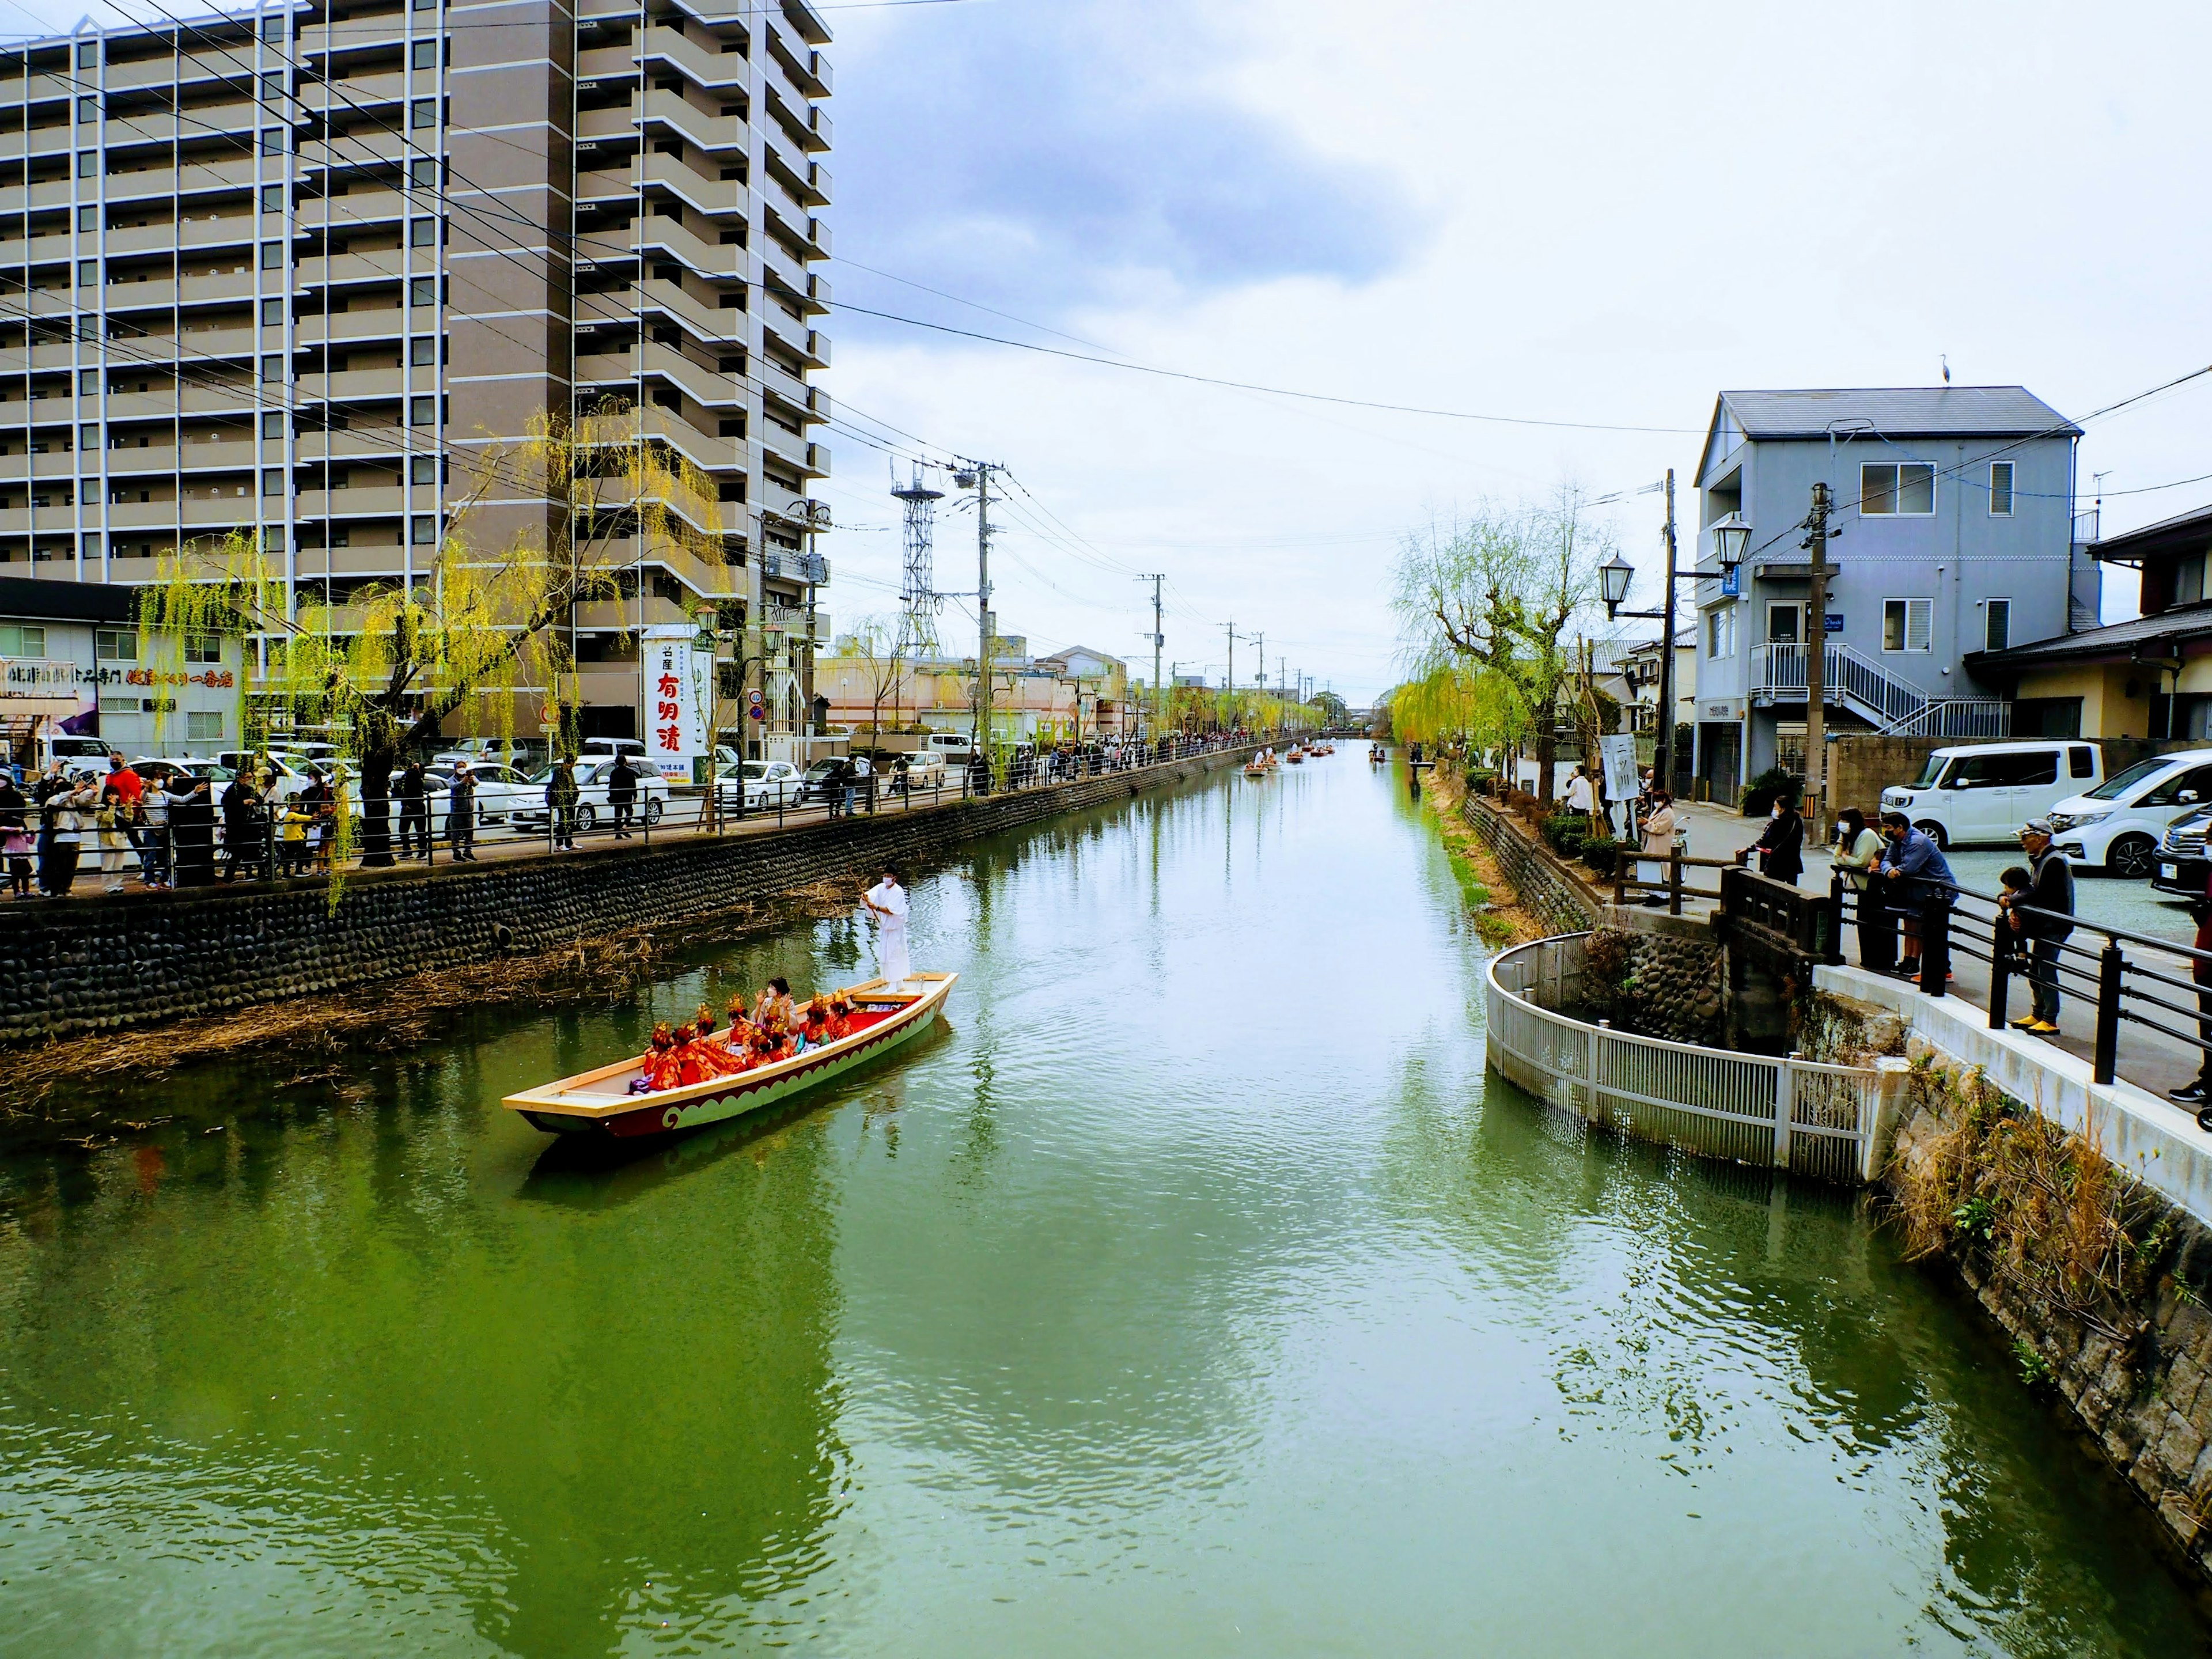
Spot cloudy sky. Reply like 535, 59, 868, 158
31, 0, 2211, 703
810, 0, 2212, 703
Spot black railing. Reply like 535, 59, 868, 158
1832, 869, 2210, 1097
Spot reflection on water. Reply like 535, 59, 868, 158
0, 757, 2206, 1656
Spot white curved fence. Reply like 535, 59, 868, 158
1485, 934, 1897, 1184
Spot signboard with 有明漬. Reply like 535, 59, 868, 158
641, 624, 710, 781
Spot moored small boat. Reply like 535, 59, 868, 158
503, 973, 958, 1138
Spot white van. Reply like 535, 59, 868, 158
926, 733, 977, 763
2047, 749, 2212, 878
1879, 740, 2101, 850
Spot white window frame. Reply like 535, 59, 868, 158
94, 627, 137, 661
1883, 597, 1933, 653
185, 710, 224, 742
1705, 605, 1736, 660
1988, 460, 2015, 517
1985, 598, 2011, 654
1765, 601, 1803, 645
1861, 461, 1937, 517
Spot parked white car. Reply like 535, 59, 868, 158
425, 762, 536, 827
509, 759, 672, 834
719, 758, 804, 808
1879, 740, 2102, 849
2046, 749, 2212, 878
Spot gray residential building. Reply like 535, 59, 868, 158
0, 0, 832, 762
1688, 386, 2094, 801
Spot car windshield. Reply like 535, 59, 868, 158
2088, 756, 2184, 801
805, 762, 839, 778
1910, 755, 1951, 788
741, 763, 767, 779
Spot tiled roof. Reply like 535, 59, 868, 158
1971, 607, 2212, 668
1721, 386, 2081, 441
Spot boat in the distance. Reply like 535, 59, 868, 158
503, 973, 959, 1139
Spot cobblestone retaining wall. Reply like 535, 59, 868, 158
0, 747, 1256, 1044
1460, 796, 1601, 934
1881, 1042, 2212, 1580
1581, 910, 1725, 1047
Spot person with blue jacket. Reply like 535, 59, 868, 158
1877, 810, 1956, 982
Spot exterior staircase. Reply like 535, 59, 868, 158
1749, 643, 2009, 738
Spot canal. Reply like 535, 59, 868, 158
1, 756, 2207, 1655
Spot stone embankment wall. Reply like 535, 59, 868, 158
1880, 1044, 2212, 1576
0, 746, 1256, 1044
1581, 908, 1725, 1047
1459, 796, 1600, 933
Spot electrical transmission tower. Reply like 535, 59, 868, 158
891, 465, 945, 658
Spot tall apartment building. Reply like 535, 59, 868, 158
0, 0, 832, 761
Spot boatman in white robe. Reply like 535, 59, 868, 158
861, 866, 910, 991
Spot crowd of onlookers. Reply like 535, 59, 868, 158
0, 730, 1270, 900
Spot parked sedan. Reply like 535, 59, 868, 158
424, 763, 535, 827
714, 758, 804, 809
509, 759, 672, 834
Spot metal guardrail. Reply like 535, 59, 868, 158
0, 735, 1264, 896
1832, 869, 2212, 1108
1486, 933, 1890, 1183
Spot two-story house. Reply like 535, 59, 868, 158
1968, 502, 2212, 740
1690, 387, 2088, 801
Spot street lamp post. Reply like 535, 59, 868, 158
1599, 471, 1696, 796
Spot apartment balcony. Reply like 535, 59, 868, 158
297, 250, 414, 290
761, 317, 828, 370
296, 485, 406, 518
628, 214, 745, 280
0, 181, 75, 214
172, 327, 262, 362
764, 30, 831, 100
636, 24, 751, 91
576, 102, 636, 145
297, 368, 408, 402
639, 89, 744, 159
304, 306, 410, 347
310, 69, 409, 110
0, 127, 74, 163
104, 499, 183, 529
172, 157, 266, 193
0, 507, 82, 533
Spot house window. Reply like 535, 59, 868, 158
409, 396, 437, 426
1985, 599, 2011, 653
186, 711, 222, 741
410, 337, 435, 366
410, 98, 438, 129
0, 625, 47, 656
94, 628, 136, 661
1861, 462, 1935, 516
410, 217, 435, 247
2177, 555, 2207, 608
1883, 598, 1933, 652
183, 633, 221, 664
1989, 461, 2014, 517
1705, 605, 1736, 659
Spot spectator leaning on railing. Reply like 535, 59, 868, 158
2179, 875, 2212, 1107
2002, 818, 2075, 1037
1834, 806, 1891, 972
1877, 810, 1956, 983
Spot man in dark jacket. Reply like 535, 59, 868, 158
448, 763, 479, 861
2177, 869, 2212, 1106
396, 760, 429, 859
608, 754, 638, 839
2008, 819, 2075, 1036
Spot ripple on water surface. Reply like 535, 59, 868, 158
0, 756, 2207, 1657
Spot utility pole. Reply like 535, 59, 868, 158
1141, 574, 1165, 737
1224, 621, 1235, 733
1654, 467, 1680, 793
1802, 480, 1835, 838
959, 462, 997, 787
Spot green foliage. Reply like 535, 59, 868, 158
1740, 766, 1803, 816
1580, 835, 1621, 877
1952, 1195, 1997, 1241
1541, 812, 1586, 856
2012, 1339, 2054, 1389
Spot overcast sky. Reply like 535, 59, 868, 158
28, 0, 2210, 703
811, 0, 2211, 703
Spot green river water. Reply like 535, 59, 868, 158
1, 756, 2208, 1656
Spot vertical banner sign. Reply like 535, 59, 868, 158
642, 624, 709, 782
1598, 730, 1642, 843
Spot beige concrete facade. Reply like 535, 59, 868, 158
0, 0, 831, 754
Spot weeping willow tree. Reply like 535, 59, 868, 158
137, 400, 730, 880
1387, 661, 1527, 757
1392, 494, 1612, 802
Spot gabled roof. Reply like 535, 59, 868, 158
1968, 607, 2212, 671
1699, 385, 2079, 482
2089, 502, 2212, 565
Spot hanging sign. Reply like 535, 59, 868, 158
1597, 732, 1641, 803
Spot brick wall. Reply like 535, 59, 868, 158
0, 747, 1256, 1045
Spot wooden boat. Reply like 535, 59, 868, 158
503, 973, 959, 1138
1369, 745, 1386, 764
1243, 759, 1271, 778
1286, 748, 1305, 764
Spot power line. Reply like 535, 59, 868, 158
828, 300, 1704, 434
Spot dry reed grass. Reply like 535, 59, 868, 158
1892, 1056, 2173, 1343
